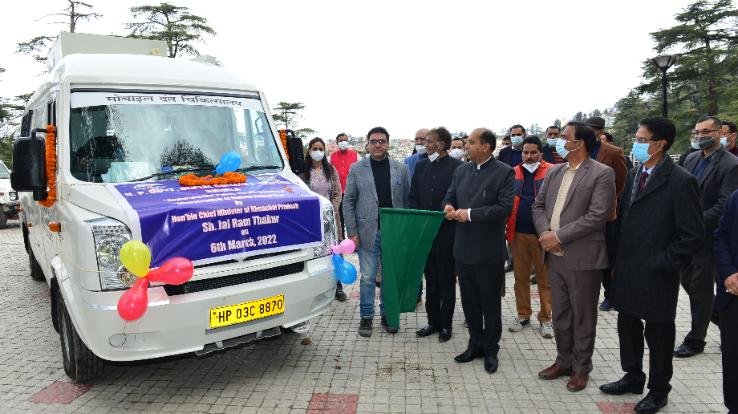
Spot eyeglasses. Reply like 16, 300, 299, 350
691, 129, 718, 137
369, 139, 388, 145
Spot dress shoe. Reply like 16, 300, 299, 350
673, 343, 702, 358
538, 363, 572, 380
599, 378, 644, 395
504, 262, 513, 272
416, 325, 438, 337
454, 347, 485, 363
634, 391, 668, 413
381, 316, 398, 334
438, 328, 452, 343
566, 372, 589, 392
484, 354, 499, 374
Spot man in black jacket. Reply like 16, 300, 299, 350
602, 117, 704, 414
442, 127, 514, 374
410, 127, 463, 342
676, 116, 738, 358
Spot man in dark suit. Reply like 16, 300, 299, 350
676, 115, 738, 358
715, 189, 738, 414
532, 121, 615, 392
585, 116, 628, 313
601, 117, 704, 414
442, 127, 514, 374
410, 127, 463, 342
498, 124, 526, 168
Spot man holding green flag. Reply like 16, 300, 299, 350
442, 127, 515, 374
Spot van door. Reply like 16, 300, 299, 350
39, 100, 61, 277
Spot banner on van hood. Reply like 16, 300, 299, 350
108, 175, 322, 267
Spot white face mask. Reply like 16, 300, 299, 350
449, 148, 464, 159
338, 141, 350, 150
691, 140, 700, 150
522, 161, 540, 173
511, 135, 524, 147
721, 136, 728, 146
310, 150, 325, 162
547, 138, 559, 147
415, 145, 427, 154
427, 152, 440, 162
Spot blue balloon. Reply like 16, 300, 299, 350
331, 254, 356, 284
215, 151, 241, 175
339, 260, 357, 284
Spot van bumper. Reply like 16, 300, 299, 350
58, 255, 336, 362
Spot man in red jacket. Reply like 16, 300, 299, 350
506, 136, 553, 338
329, 132, 358, 301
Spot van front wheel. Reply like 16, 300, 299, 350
29, 247, 44, 282
57, 289, 104, 382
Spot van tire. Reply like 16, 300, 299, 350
0, 213, 7, 228
57, 289, 105, 382
29, 247, 45, 282
50, 281, 60, 333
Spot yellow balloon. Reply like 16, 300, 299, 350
120, 240, 152, 278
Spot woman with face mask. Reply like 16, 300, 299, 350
301, 137, 346, 299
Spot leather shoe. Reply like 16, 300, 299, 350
454, 347, 484, 363
416, 325, 438, 337
634, 391, 668, 413
438, 328, 452, 342
566, 372, 589, 392
599, 378, 644, 395
538, 363, 572, 380
673, 343, 702, 358
484, 354, 499, 374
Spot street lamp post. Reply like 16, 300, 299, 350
651, 54, 679, 119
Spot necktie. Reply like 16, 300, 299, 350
637, 171, 649, 194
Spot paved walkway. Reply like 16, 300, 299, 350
0, 221, 725, 413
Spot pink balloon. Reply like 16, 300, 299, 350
339, 239, 356, 254
117, 278, 149, 322
147, 257, 194, 285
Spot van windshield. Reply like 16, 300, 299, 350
0, 162, 9, 179
69, 91, 283, 183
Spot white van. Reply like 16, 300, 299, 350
0, 160, 20, 227
11, 33, 337, 382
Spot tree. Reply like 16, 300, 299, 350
528, 123, 543, 137
16, 1, 102, 63
126, 3, 216, 58
272, 102, 305, 130
639, 0, 738, 115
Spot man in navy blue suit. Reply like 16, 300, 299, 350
715, 189, 738, 414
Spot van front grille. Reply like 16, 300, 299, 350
163, 262, 305, 295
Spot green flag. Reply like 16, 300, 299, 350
380, 208, 445, 329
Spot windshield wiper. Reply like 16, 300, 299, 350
235, 165, 282, 172
129, 166, 214, 182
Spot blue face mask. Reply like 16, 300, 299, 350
631, 142, 652, 164
556, 138, 570, 159
511, 135, 524, 147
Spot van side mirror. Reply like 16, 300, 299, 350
11, 128, 48, 201
283, 129, 305, 176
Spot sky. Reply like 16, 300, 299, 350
0, 0, 699, 139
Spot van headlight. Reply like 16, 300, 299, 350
313, 202, 336, 258
87, 217, 135, 290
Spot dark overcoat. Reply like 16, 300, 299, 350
611, 157, 704, 323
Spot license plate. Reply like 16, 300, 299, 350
209, 294, 285, 329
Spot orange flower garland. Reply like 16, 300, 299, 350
38, 124, 57, 208
279, 129, 290, 161
178, 171, 247, 186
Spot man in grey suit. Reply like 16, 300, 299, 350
532, 121, 616, 392
343, 126, 410, 337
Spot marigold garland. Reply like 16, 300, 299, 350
38, 125, 57, 208
279, 129, 290, 161
178, 171, 247, 186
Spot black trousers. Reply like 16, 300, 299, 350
617, 312, 675, 395
424, 235, 456, 330
457, 260, 503, 356
679, 240, 716, 350
602, 221, 616, 302
720, 298, 738, 413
